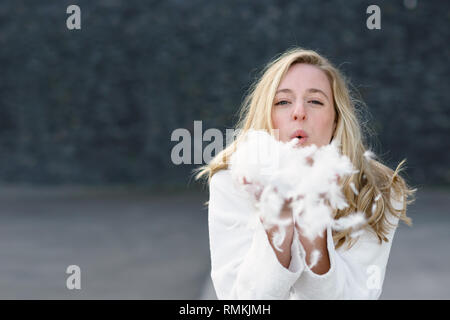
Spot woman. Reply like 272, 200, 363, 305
195, 47, 415, 300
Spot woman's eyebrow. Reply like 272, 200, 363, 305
306, 88, 330, 102
275, 88, 330, 102
275, 88, 294, 94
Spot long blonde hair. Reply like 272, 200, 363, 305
194, 47, 415, 249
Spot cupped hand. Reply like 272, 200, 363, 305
242, 176, 294, 224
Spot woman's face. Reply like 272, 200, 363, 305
271, 63, 336, 148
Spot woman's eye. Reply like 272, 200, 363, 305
308, 100, 324, 105
275, 100, 290, 106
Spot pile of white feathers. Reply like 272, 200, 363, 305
229, 130, 370, 257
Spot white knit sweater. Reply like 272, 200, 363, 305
208, 169, 402, 300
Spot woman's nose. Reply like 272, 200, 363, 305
292, 101, 306, 121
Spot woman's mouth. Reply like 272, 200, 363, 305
290, 129, 309, 147
292, 136, 308, 147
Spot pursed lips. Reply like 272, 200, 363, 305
290, 129, 308, 140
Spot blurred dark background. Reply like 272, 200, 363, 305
0, 0, 449, 300
0, 0, 448, 188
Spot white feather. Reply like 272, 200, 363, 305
308, 250, 322, 269
332, 212, 366, 231
364, 150, 376, 160
350, 182, 359, 195
271, 228, 286, 252
229, 130, 365, 243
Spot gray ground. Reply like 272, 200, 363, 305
0, 186, 448, 299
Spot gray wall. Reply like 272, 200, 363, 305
0, 0, 448, 186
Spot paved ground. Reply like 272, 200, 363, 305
0, 186, 448, 299
381, 189, 450, 299
0, 186, 210, 299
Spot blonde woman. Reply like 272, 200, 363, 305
195, 47, 415, 300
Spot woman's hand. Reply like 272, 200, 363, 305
241, 177, 264, 202
266, 197, 295, 269
242, 176, 293, 224
242, 177, 295, 269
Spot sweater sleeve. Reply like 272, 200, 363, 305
208, 170, 305, 300
291, 193, 403, 300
